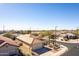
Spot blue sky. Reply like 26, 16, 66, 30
0, 3, 79, 30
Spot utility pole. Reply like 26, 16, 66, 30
55, 26, 57, 39
53, 26, 57, 45
29, 25, 32, 34
3, 25, 5, 33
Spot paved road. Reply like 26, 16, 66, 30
57, 41, 79, 56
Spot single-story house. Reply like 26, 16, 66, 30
16, 34, 44, 55
0, 35, 19, 47
0, 35, 21, 56
40, 36, 49, 45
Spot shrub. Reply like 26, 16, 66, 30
53, 43, 60, 50
64, 38, 69, 41
32, 33, 39, 36
3, 33, 16, 40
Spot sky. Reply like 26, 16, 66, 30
0, 3, 79, 30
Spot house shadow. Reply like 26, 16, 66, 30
32, 47, 52, 55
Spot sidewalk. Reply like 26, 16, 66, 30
56, 39, 79, 43
39, 45, 68, 56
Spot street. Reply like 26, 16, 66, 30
57, 41, 79, 56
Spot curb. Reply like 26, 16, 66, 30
53, 45, 68, 56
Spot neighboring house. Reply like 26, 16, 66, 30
41, 36, 49, 44
16, 34, 44, 55
60, 33, 78, 39
0, 35, 19, 47
0, 35, 21, 56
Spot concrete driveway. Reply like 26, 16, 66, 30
57, 41, 79, 56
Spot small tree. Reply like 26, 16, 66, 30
26, 30, 31, 34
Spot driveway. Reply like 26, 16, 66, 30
57, 41, 79, 56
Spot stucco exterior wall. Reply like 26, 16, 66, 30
15, 39, 32, 56
32, 42, 43, 50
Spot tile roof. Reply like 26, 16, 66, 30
17, 34, 34, 45
0, 35, 19, 46
17, 34, 42, 45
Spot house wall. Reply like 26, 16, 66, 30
15, 39, 32, 56
32, 42, 43, 50
15, 38, 44, 55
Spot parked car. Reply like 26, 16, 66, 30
64, 35, 78, 39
